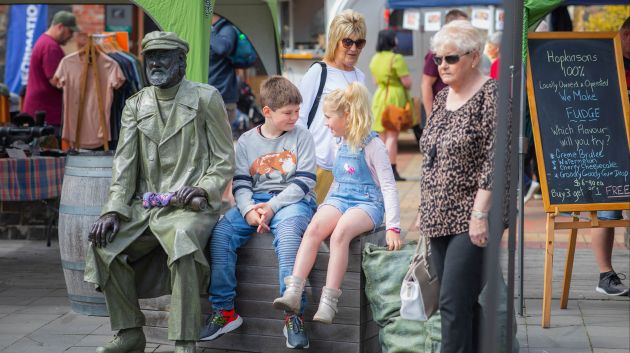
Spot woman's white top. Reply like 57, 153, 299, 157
297, 63, 366, 170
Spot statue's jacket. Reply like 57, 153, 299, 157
84, 79, 235, 297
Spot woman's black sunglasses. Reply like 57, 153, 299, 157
341, 38, 367, 49
432, 51, 471, 66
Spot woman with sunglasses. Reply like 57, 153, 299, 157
416, 20, 500, 353
297, 9, 367, 204
369, 29, 413, 181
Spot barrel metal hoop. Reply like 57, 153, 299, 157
61, 260, 86, 271
67, 294, 107, 304
65, 156, 114, 168
59, 204, 102, 216
64, 166, 112, 178
69, 301, 109, 316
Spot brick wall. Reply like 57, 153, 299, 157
0, 199, 58, 241
72, 5, 105, 34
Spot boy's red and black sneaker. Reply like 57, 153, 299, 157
199, 308, 243, 341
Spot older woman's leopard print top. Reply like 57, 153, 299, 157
419, 79, 497, 238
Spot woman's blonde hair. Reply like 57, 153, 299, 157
430, 19, 484, 54
323, 82, 372, 151
324, 10, 367, 63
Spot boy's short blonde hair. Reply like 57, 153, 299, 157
260, 76, 302, 110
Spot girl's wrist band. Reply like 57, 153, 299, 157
387, 227, 401, 234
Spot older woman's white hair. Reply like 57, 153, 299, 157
431, 20, 485, 54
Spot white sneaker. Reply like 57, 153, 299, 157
524, 181, 540, 204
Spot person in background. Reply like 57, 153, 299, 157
370, 29, 412, 181
22, 11, 78, 136
417, 20, 508, 353
209, 14, 238, 123
421, 9, 468, 120
590, 16, 630, 297
209, 14, 238, 206
486, 31, 502, 80
297, 9, 367, 204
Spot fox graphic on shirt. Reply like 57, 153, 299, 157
249, 149, 297, 185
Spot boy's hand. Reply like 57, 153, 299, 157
385, 230, 403, 251
244, 209, 262, 227
253, 203, 274, 233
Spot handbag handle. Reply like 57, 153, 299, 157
416, 234, 432, 258
382, 53, 396, 105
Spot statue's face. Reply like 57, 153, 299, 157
144, 49, 185, 88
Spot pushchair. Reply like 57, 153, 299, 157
232, 79, 265, 139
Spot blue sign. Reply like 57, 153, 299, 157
4, 5, 48, 94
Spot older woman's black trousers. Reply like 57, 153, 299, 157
430, 233, 485, 353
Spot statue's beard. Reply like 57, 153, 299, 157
148, 65, 182, 88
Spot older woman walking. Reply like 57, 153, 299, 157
416, 20, 497, 353
297, 9, 367, 204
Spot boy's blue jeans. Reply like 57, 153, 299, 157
209, 193, 316, 314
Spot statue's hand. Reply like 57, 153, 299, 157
174, 186, 206, 206
88, 213, 120, 248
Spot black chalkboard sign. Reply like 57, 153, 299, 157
526, 32, 630, 212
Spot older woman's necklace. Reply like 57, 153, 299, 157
326, 59, 358, 84
341, 69, 359, 85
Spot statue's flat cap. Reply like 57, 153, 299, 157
141, 31, 189, 54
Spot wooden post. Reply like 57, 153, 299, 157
542, 212, 555, 328
560, 213, 579, 309
75, 38, 91, 150
90, 41, 109, 151
541, 214, 628, 327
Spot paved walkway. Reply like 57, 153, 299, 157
0, 132, 628, 353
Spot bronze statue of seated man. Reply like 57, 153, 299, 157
86, 31, 234, 353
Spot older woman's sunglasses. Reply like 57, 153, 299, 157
432, 51, 471, 66
341, 38, 366, 49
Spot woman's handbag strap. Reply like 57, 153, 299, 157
307, 62, 327, 129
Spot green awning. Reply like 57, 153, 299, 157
133, 0, 213, 83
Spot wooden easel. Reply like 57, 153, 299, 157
75, 36, 108, 151
542, 209, 629, 328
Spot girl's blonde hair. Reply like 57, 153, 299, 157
324, 10, 367, 63
323, 82, 372, 151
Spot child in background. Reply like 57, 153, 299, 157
200, 76, 317, 349
273, 82, 402, 324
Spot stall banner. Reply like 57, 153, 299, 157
402, 10, 420, 31
4, 4, 48, 94
495, 9, 504, 31
471, 8, 491, 30
424, 11, 441, 32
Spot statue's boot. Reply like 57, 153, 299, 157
95, 328, 145, 353
174, 340, 196, 353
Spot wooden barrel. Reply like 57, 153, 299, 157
58, 154, 113, 316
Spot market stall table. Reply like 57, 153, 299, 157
0, 156, 65, 245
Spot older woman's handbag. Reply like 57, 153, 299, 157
400, 235, 440, 321
381, 54, 413, 131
